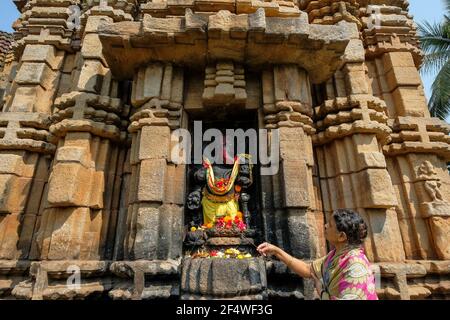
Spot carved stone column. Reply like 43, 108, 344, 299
260, 64, 319, 299
24, 1, 134, 300
362, 6, 450, 261
362, 1, 450, 299
110, 62, 186, 300
361, 1, 450, 299
300, 2, 407, 267
0, 0, 78, 299
313, 37, 405, 264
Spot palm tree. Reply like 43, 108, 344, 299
417, 0, 450, 120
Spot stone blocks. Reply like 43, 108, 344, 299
281, 160, 310, 208
181, 257, 267, 298
379, 52, 429, 117
128, 203, 183, 260
21, 45, 63, 71
202, 61, 247, 107
429, 217, 450, 260
98, 9, 355, 83
138, 126, 171, 161
359, 169, 397, 208
129, 63, 184, 130
262, 65, 314, 131
47, 142, 104, 209
137, 159, 167, 203
47, 163, 102, 208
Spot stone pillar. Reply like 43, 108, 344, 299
0, 0, 79, 298
24, 2, 134, 300
300, 1, 407, 263
110, 62, 186, 300
313, 37, 405, 264
366, 34, 450, 262
360, 2, 450, 299
374, 52, 429, 118
307, 1, 450, 299
260, 64, 319, 299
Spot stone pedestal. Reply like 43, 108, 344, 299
181, 257, 267, 299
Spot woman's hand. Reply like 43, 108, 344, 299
257, 242, 313, 279
257, 242, 280, 257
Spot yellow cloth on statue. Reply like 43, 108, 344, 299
201, 156, 241, 225
201, 194, 239, 225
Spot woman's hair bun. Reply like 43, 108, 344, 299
332, 209, 368, 245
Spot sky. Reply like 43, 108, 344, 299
0, 0, 447, 120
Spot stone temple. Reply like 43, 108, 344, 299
0, 0, 449, 300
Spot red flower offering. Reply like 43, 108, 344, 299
237, 221, 246, 231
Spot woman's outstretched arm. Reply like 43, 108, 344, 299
257, 242, 313, 279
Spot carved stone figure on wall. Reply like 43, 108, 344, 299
416, 160, 450, 260
417, 161, 445, 202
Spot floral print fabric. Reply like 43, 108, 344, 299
311, 246, 378, 300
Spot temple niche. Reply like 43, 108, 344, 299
0, 0, 448, 300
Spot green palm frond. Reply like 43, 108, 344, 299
420, 49, 450, 75
429, 61, 450, 120
418, 21, 450, 53
417, 1, 450, 119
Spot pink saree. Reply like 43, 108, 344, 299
311, 246, 378, 300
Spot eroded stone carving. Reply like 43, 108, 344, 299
416, 160, 450, 218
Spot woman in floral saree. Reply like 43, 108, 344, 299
257, 209, 378, 300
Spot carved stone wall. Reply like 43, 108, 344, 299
0, 0, 448, 300
0, 32, 14, 110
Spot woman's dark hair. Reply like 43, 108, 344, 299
332, 209, 368, 245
